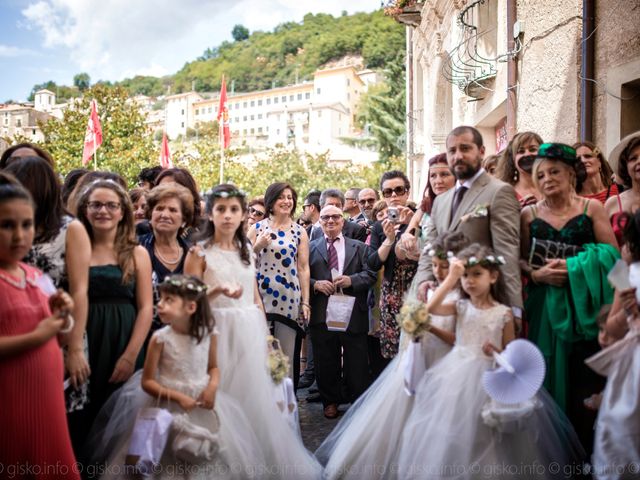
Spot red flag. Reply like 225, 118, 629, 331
82, 100, 103, 166
217, 76, 230, 149
159, 132, 173, 169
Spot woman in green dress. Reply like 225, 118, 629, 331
520, 143, 618, 454
75, 178, 153, 440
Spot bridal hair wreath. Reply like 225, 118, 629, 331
424, 243, 454, 260
209, 188, 246, 199
160, 275, 208, 296
466, 255, 506, 268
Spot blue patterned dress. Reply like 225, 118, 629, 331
254, 219, 304, 322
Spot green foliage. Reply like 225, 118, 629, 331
231, 24, 250, 42
171, 10, 404, 93
38, 85, 156, 186
173, 146, 404, 210
73, 73, 91, 91
28, 10, 404, 99
351, 54, 406, 162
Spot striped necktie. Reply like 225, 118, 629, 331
327, 237, 339, 271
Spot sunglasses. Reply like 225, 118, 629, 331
248, 207, 265, 218
381, 186, 407, 198
320, 214, 343, 222
358, 198, 376, 206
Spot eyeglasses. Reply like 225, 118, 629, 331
320, 214, 343, 222
87, 201, 121, 213
345, 197, 357, 202
248, 207, 265, 218
358, 198, 376, 206
381, 186, 407, 198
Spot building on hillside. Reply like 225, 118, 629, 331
396, 0, 640, 198
164, 92, 204, 139
33, 89, 70, 120
185, 65, 377, 163
0, 104, 52, 143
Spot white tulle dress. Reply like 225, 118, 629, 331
315, 290, 458, 479
588, 318, 640, 479
91, 326, 266, 479
397, 299, 585, 480
200, 244, 322, 479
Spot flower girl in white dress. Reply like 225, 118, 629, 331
91, 274, 264, 479
185, 184, 321, 479
315, 232, 468, 479
398, 244, 585, 479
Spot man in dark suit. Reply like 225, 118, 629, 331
309, 205, 376, 419
309, 189, 368, 242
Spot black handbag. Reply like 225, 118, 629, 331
528, 238, 584, 269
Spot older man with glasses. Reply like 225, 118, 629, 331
355, 188, 379, 223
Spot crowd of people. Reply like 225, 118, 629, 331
0, 125, 639, 479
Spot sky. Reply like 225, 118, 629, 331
0, 0, 380, 102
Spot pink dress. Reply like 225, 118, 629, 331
0, 263, 79, 479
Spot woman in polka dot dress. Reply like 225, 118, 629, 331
248, 182, 311, 390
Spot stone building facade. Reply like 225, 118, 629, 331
400, 0, 640, 196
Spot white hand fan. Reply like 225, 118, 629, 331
482, 339, 546, 404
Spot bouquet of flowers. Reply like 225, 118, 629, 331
266, 335, 290, 385
397, 301, 431, 338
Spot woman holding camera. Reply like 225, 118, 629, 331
367, 170, 417, 361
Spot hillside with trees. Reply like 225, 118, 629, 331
29, 10, 404, 99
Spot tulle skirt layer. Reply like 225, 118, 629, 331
397, 346, 586, 480
213, 305, 322, 479
88, 371, 266, 479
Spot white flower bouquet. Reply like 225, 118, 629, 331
397, 301, 431, 338
266, 335, 290, 385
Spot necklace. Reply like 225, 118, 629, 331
154, 244, 182, 266
542, 198, 575, 217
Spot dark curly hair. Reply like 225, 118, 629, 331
197, 184, 251, 266
619, 209, 640, 262
616, 137, 640, 188
157, 274, 215, 343
429, 231, 469, 258
455, 243, 508, 305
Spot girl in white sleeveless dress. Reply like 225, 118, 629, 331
185, 184, 321, 479
91, 275, 264, 479
398, 244, 585, 479
316, 233, 467, 479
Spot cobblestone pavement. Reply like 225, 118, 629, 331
297, 385, 349, 452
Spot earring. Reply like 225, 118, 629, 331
513, 169, 519, 182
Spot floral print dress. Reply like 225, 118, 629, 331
25, 215, 90, 412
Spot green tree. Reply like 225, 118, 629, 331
231, 24, 250, 42
39, 84, 156, 185
350, 53, 406, 163
73, 73, 91, 91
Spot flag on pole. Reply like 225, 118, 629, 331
217, 76, 230, 149
159, 132, 173, 169
82, 100, 103, 166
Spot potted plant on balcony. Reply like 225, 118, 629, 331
383, 0, 423, 26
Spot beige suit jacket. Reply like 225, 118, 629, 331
415, 171, 523, 309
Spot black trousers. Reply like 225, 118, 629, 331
310, 323, 370, 407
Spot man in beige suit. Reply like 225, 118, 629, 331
415, 126, 523, 319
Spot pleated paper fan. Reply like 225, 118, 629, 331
483, 339, 546, 404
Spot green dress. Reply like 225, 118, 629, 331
525, 204, 618, 455
86, 265, 144, 423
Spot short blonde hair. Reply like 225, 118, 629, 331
531, 158, 577, 192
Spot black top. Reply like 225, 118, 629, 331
367, 221, 410, 282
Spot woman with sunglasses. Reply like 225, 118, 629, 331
496, 131, 543, 207
367, 170, 417, 362
246, 196, 266, 228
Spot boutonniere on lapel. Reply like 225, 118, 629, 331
460, 203, 489, 223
